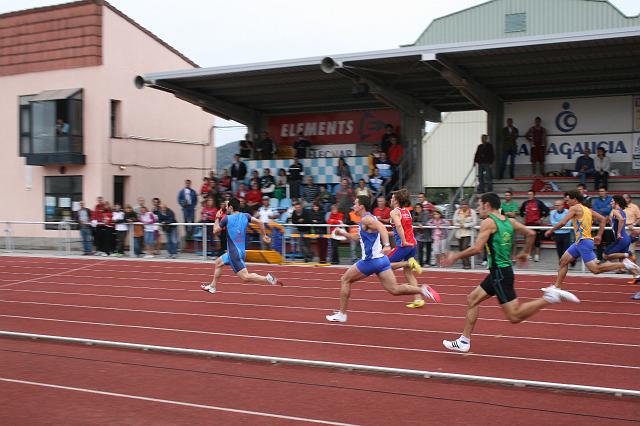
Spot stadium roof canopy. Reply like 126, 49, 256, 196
138, 26, 640, 124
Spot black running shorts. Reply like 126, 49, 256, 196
480, 266, 517, 305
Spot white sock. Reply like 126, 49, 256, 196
459, 335, 470, 345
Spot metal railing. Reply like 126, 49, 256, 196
1, 220, 637, 273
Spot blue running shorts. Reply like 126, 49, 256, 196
604, 235, 632, 255
567, 239, 597, 264
388, 245, 417, 262
356, 256, 391, 277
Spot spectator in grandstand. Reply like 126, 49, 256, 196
257, 131, 276, 160
577, 183, 592, 208
336, 157, 353, 183
500, 190, 518, 218
238, 197, 250, 214
208, 170, 219, 186
309, 202, 328, 263
519, 190, 549, 262
454, 200, 477, 269
288, 157, 304, 199
367, 145, 382, 176
260, 168, 276, 197
575, 147, 595, 187
373, 196, 392, 225
592, 186, 614, 261
200, 177, 212, 199
74, 201, 93, 255
201, 198, 218, 256
429, 209, 449, 267
257, 196, 279, 223
355, 179, 372, 199
327, 204, 345, 264
317, 184, 334, 213
219, 169, 232, 192
474, 134, 494, 193
348, 207, 362, 262
239, 133, 254, 159
230, 154, 248, 194
248, 169, 260, 188
235, 183, 248, 200
381, 123, 397, 154
112, 204, 128, 257
151, 198, 162, 255
302, 176, 320, 208
133, 196, 145, 214
376, 152, 395, 194
413, 203, 432, 267
594, 147, 611, 191
246, 181, 262, 211
335, 178, 355, 218
417, 193, 435, 213
275, 168, 288, 200
291, 201, 312, 262
525, 116, 548, 176
92, 199, 113, 256
138, 206, 157, 259
499, 118, 519, 179
368, 167, 385, 197
550, 199, 573, 266
157, 203, 178, 258
388, 136, 403, 166
293, 132, 311, 159
178, 179, 198, 236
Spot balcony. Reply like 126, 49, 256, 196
25, 135, 85, 165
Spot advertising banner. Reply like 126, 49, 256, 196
268, 109, 401, 145
633, 133, 640, 170
505, 96, 634, 165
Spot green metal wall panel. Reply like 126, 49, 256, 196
413, 0, 640, 46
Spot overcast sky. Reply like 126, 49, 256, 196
3, 0, 639, 145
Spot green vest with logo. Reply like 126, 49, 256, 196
485, 213, 514, 269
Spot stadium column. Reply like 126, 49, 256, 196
488, 103, 504, 181
401, 113, 427, 193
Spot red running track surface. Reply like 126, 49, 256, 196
0, 256, 638, 425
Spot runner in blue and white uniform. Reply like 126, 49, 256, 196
201, 198, 283, 294
326, 195, 440, 323
603, 196, 639, 274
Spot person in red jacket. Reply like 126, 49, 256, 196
519, 190, 550, 262
327, 204, 345, 264
388, 137, 403, 165
245, 181, 262, 211
91, 198, 113, 256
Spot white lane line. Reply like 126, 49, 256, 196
0, 261, 103, 289
2, 296, 638, 331
3, 314, 640, 368
0, 377, 355, 425
5, 277, 636, 305
1, 288, 637, 322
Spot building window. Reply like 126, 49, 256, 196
19, 88, 84, 157
505, 13, 526, 33
44, 176, 83, 229
110, 99, 121, 138
19, 95, 35, 156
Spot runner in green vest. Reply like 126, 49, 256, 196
440, 193, 580, 353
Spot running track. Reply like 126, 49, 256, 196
0, 255, 638, 425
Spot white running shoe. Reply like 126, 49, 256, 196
534, 254, 540, 262
266, 273, 283, 286
143, 254, 154, 259
541, 284, 557, 292
622, 258, 640, 276
543, 287, 580, 304
200, 283, 216, 294
326, 311, 347, 322
442, 338, 470, 353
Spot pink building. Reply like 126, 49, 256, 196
0, 1, 214, 238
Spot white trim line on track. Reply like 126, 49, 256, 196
0, 377, 354, 425
0, 261, 102, 289
1, 331, 638, 398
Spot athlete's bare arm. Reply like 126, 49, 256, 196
363, 214, 392, 255
250, 216, 271, 244
610, 210, 624, 239
441, 218, 495, 266
213, 209, 224, 234
510, 219, 535, 261
390, 209, 408, 246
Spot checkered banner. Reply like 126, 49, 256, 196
246, 157, 369, 184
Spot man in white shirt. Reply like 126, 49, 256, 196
257, 196, 279, 223
594, 147, 611, 191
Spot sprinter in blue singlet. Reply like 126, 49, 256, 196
325, 196, 440, 323
201, 198, 283, 294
